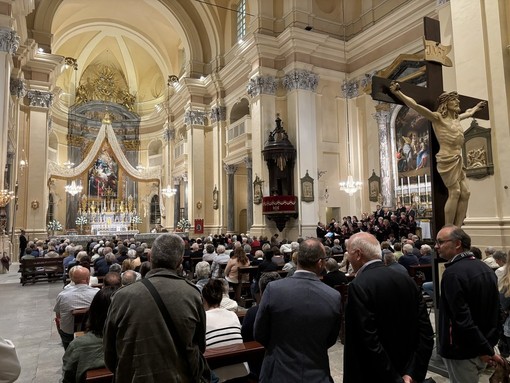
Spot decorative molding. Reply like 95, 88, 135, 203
0, 28, 20, 54
184, 110, 206, 125
66, 135, 83, 148
10, 78, 26, 98
163, 128, 174, 142
27, 90, 53, 108
282, 70, 318, 92
224, 164, 238, 175
210, 106, 226, 123
341, 79, 359, 99
247, 75, 277, 97
243, 157, 252, 169
123, 140, 140, 150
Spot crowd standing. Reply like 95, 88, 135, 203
2, 211, 509, 382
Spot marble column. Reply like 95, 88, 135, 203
182, 172, 188, 221
173, 177, 181, 227
224, 164, 237, 233
0, 28, 19, 189
282, 69, 319, 238
373, 104, 393, 208
244, 157, 253, 233
247, 73, 277, 237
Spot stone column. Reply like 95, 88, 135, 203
247, 73, 277, 237
26, 90, 53, 235
373, 104, 393, 207
182, 172, 189, 221
282, 69, 319, 238
173, 177, 181, 227
0, 28, 19, 188
244, 157, 253, 233
210, 105, 226, 231
224, 164, 237, 233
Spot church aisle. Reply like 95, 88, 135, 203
0, 264, 63, 383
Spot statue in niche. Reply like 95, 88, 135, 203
390, 81, 486, 226
253, 175, 263, 204
212, 186, 219, 210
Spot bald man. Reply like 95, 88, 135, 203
54, 265, 99, 349
343, 232, 433, 383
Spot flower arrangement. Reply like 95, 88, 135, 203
131, 215, 142, 224
47, 220, 63, 232
75, 216, 88, 225
177, 218, 191, 231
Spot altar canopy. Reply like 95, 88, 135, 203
48, 122, 161, 183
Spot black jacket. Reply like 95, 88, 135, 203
439, 253, 500, 359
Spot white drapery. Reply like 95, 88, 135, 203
48, 122, 161, 182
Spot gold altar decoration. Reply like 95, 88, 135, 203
0, 190, 14, 207
74, 64, 136, 111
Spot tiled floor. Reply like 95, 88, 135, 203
0, 265, 495, 382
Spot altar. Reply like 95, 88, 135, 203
88, 212, 137, 235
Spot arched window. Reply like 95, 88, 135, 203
150, 195, 161, 225
236, 0, 246, 41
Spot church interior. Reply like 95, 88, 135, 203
0, 0, 509, 262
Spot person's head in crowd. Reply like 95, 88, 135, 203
103, 272, 122, 289
233, 247, 249, 264
70, 265, 90, 285
127, 249, 137, 260
420, 244, 432, 256
297, 238, 327, 274
325, 258, 340, 273
383, 250, 396, 265
263, 250, 274, 262
485, 246, 496, 258
254, 250, 264, 260
151, 234, 185, 270
393, 243, 402, 252
402, 243, 414, 255
121, 270, 138, 286
121, 259, 134, 272
346, 232, 382, 273
86, 287, 115, 336
243, 244, 251, 254
259, 271, 281, 295
76, 251, 88, 263
493, 251, 507, 267
216, 245, 226, 254
195, 261, 211, 280
109, 263, 122, 273
191, 243, 199, 252
206, 244, 215, 254
380, 241, 391, 250
261, 243, 271, 252
202, 279, 224, 310
470, 246, 482, 260
139, 261, 151, 278
105, 253, 117, 265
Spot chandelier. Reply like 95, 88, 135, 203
65, 180, 83, 196
161, 184, 177, 198
0, 190, 14, 207
339, 9, 362, 197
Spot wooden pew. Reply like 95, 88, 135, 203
236, 266, 259, 307
19, 257, 65, 285
85, 341, 265, 382
85, 368, 113, 382
72, 307, 90, 332
204, 341, 265, 370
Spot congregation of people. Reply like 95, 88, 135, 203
1, 213, 510, 383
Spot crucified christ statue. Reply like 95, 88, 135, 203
389, 81, 486, 227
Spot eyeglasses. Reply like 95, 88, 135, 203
435, 238, 455, 246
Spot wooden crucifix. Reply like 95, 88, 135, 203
371, 17, 489, 237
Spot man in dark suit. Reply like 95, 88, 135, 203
254, 239, 341, 383
343, 232, 433, 383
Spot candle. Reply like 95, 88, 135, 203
407, 177, 411, 203
417, 176, 421, 200
400, 178, 404, 200
424, 174, 428, 203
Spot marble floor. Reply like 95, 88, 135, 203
0, 265, 494, 382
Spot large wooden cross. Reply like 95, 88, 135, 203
371, 17, 489, 236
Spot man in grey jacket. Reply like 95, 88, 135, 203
104, 233, 209, 382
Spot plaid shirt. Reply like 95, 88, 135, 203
54, 284, 99, 334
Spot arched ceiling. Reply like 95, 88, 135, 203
30, 0, 217, 117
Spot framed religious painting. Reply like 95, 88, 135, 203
88, 145, 119, 198
368, 170, 381, 202
462, 119, 494, 179
300, 170, 314, 203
